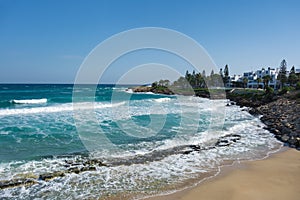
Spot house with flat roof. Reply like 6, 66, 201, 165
246, 67, 279, 89
228, 67, 280, 89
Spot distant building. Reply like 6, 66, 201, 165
227, 74, 242, 87
228, 67, 280, 89
246, 67, 279, 89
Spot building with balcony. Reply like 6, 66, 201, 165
244, 67, 279, 89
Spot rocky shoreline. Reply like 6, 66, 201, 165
228, 91, 300, 150
132, 86, 300, 149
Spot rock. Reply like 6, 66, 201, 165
288, 137, 297, 145
0, 158, 103, 189
296, 137, 300, 148
216, 140, 230, 147
132, 86, 152, 93
282, 127, 291, 135
0, 179, 37, 189
39, 171, 65, 181
182, 150, 194, 155
67, 167, 80, 174
249, 108, 262, 116
281, 134, 290, 142
83, 159, 106, 167
189, 145, 201, 151
269, 127, 281, 135
215, 134, 241, 147
80, 166, 96, 172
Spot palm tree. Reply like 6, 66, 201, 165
257, 78, 262, 89
243, 77, 248, 89
262, 75, 271, 90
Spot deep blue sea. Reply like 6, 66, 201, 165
0, 84, 281, 199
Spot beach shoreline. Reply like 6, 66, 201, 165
145, 147, 300, 200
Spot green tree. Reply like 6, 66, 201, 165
210, 74, 223, 87
243, 77, 248, 89
223, 64, 229, 86
174, 76, 189, 89
263, 75, 271, 89
185, 70, 193, 86
164, 79, 170, 87
290, 66, 295, 74
288, 66, 298, 85
152, 81, 158, 88
190, 70, 196, 87
224, 65, 229, 77
158, 79, 169, 87
277, 59, 287, 89
219, 68, 223, 78
195, 73, 201, 88
202, 70, 206, 78
257, 77, 262, 89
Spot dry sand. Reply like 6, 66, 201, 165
148, 148, 300, 200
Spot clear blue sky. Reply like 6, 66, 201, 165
0, 0, 299, 83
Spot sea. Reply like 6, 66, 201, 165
0, 84, 282, 199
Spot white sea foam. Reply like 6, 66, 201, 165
125, 89, 133, 93
11, 98, 47, 104
0, 101, 126, 116
153, 97, 171, 103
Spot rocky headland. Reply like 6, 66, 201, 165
131, 86, 174, 95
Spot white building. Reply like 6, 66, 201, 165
247, 67, 279, 89
228, 66, 298, 89
227, 74, 242, 87
243, 67, 279, 89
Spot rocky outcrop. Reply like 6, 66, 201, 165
0, 159, 105, 189
0, 179, 37, 189
215, 134, 241, 147
256, 98, 300, 149
229, 91, 300, 150
131, 86, 174, 95
227, 92, 276, 108
131, 86, 152, 93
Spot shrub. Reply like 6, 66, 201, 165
278, 86, 293, 95
296, 82, 300, 90
265, 86, 274, 95
151, 81, 158, 88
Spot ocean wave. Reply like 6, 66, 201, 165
153, 98, 171, 103
11, 98, 47, 104
0, 101, 126, 116
125, 89, 133, 93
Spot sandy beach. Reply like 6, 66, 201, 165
149, 148, 300, 200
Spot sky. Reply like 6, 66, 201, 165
0, 0, 300, 83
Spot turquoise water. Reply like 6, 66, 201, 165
0, 84, 281, 199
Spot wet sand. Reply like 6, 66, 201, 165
148, 148, 300, 200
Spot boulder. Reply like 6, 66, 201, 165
0, 179, 37, 189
